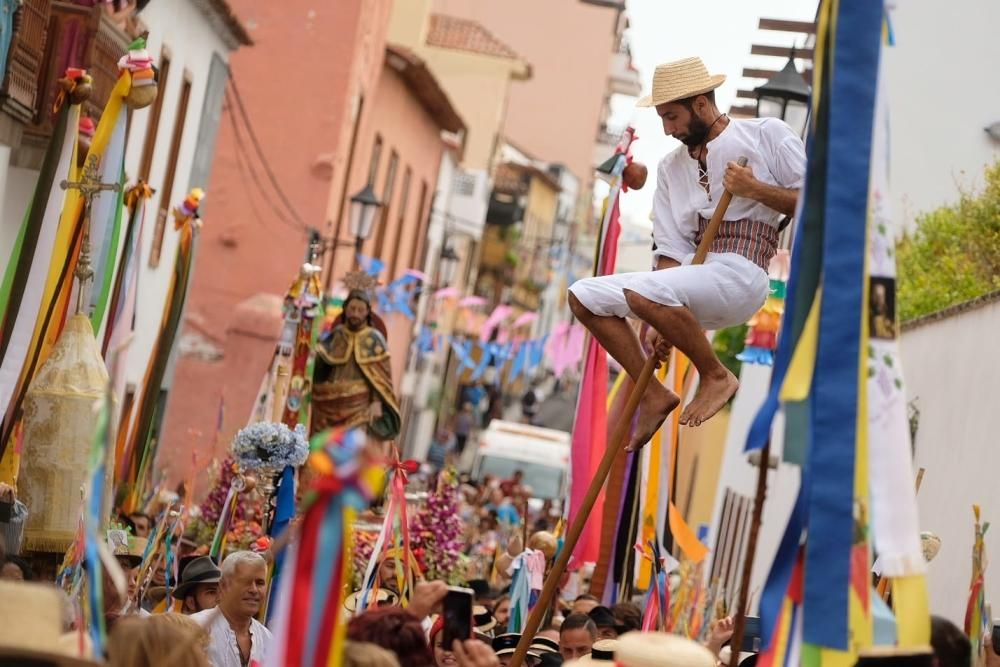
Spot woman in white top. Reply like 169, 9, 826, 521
569, 57, 806, 450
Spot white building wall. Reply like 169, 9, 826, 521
884, 0, 1000, 230
899, 297, 1000, 625
122, 0, 233, 391
0, 162, 36, 260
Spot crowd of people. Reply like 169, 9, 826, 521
0, 473, 993, 667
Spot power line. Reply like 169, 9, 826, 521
223, 88, 309, 236
225, 70, 309, 230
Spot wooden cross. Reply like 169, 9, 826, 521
60, 154, 122, 313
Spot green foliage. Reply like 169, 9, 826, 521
713, 324, 748, 379
897, 162, 1000, 321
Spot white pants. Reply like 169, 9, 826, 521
568, 252, 769, 330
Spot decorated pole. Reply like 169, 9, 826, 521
508, 158, 749, 667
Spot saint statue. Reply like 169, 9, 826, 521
312, 282, 401, 440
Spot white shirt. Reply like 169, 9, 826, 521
652, 117, 807, 263
191, 608, 273, 667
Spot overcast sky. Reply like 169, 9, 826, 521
609, 0, 819, 232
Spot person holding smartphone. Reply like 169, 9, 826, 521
0, 482, 27, 557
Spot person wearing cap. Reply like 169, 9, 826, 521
568, 56, 806, 449
175, 555, 223, 615
559, 613, 598, 661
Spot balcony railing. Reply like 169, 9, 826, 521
1, 0, 50, 123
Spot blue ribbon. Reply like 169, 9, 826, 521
470, 344, 494, 381
357, 254, 385, 278
801, 0, 882, 650
509, 344, 528, 383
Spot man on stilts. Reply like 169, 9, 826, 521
569, 57, 806, 450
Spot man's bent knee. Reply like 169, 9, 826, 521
623, 289, 653, 316
568, 289, 591, 320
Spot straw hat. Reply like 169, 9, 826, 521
565, 639, 619, 667
615, 631, 716, 667
637, 57, 726, 108
108, 528, 147, 568
492, 633, 541, 659
473, 605, 498, 634
0, 581, 98, 665
344, 588, 399, 612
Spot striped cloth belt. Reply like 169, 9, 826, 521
695, 216, 779, 271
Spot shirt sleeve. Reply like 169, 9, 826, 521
763, 118, 807, 189
651, 155, 695, 263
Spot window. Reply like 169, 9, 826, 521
149, 72, 193, 268
138, 47, 171, 182
372, 150, 398, 262
387, 166, 412, 278
409, 180, 430, 271
366, 134, 383, 186
187, 54, 228, 190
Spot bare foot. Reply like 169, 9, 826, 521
626, 383, 680, 451
680, 369, 739, 427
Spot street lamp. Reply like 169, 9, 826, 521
754, 55, 811, 136
349, 183, 382, 264
438, 245, 460, 287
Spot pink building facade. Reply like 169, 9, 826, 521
160, 1, 462, 486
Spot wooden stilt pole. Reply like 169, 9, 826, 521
728, 439, 771, 667
507, 157, 748, 667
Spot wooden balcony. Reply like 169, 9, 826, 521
0, 0, 130, 151
0, 0, 49, 124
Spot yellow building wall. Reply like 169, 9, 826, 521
420, 48, 521, 171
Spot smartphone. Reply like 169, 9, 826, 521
741, 616, 762, 653
991, 619, 1000, 655
442, 586, 474, 648
0, 501, 11, 523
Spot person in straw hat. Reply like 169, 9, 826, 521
568, 56, 806, 448
0, 580, 99, 665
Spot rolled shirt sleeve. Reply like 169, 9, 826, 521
652, 154, 695, 263
763, 118, 807, 189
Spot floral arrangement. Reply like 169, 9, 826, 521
232, 421, 309, 472
410, 468, 465, 584
186, 458, 266, 553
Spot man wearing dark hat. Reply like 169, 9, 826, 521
174, 555, 222, 615
587, 606, 621, 641
312, 285, 401, 440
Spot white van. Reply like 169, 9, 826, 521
471, 420, 571, 501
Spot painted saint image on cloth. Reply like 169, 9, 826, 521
869, 276, 896, 340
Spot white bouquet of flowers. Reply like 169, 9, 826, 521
232, 421, 309, 473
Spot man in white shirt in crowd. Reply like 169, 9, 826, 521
192, 550, 273, 667
569, 57, 806, 450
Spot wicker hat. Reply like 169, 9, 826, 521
108, 528, 147, 569
0, 581, 97, 665
637, 57, 726, 108
344, 588, 399, 612
615, 631, 717, 667
565, 639, 619, 667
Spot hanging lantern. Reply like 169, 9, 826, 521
19, 314, 111, 553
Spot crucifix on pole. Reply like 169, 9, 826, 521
60, 154, 122, 315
